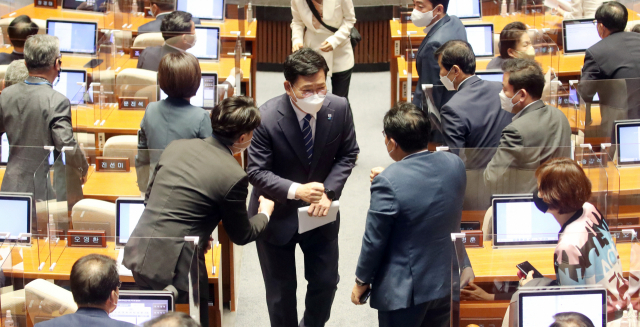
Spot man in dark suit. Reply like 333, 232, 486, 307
247, 48, 359, 327
124, 96, 273, 327
0, 15, 38, 65
411, 0, 467, 112
138, 0, 200, 33
35, 254, 134, 327
137, 11, 196, 72
484, 59, 571, 196
351, 103, 469, 327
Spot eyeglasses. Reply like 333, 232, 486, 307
116, 280, 122, 289
294, 85, 327, 99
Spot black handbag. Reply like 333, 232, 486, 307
304, 0, 360, 48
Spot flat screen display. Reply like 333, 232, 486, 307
186, 26, 220, 60
476, 70, 504, 82
465, 24, 494, 57
159, 73, 218, 109
447, 0, 481, 19
62, 0, 107, 12
110, 291, 173, 325
617, 122, 640, 165
176, 0, 225, 20
519, 290, 606, 327
493, 196, 561, 246
53, 69, 87, 104
46, 20, 97, 54
563, 19, 600, 53
0, 195, 31, 242
116, 198, 145, 246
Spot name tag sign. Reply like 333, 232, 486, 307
576, 151, 608, 168
35, 0, 57, 8
461, 230, 483, 248
523, 4, 544, 15
119, 97, 148, 110
130, 47, 145, 59
96, 157, 130, 172
67, 230, 107, 248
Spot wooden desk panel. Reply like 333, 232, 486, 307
82, 166, 140, 201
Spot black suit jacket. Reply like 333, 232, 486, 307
123, 136, 268, 292
0, 51, 23, 65
138, 13, 201, 33
34, 308, 134, 327
137, 44, 181, 72
247, 94, 359, 245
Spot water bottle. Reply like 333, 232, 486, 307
501, 0, 508, 17
509, 0, 516, 14
48, 214, 56, 242
622, 310, 630, 327
4, 310, 14, 327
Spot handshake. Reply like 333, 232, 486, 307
296, 182, 332, 217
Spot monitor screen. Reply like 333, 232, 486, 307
617, 121, 640, 165
53, 70, 87, 105
465, 25, 494, 57
116, 198, 145, 246
110, 291, 173, 325
186, 26, 220, 60
493, 196, 561, 246
0, 195, 31, 241
476, 71, 504, 82
447, 0, 481, 19
519, 290, 606, 327
176, 0, 225, 20
62, 0, 107, 11
160, 73, 218, 109
563, 19, 600, 53
569, 88, 599, 104
47, 20, 97, 54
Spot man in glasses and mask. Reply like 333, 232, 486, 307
247, 48, 359, 327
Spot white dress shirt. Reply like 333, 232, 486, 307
287, 99, 317, 199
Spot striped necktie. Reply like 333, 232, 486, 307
302, 114, 314, 165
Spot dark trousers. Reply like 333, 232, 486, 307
378, 296, 450, 327
256, 228, 339, 327
331, 68, 352, 99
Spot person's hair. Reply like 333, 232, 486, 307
283, 48, 329, 85
143, 312, 201, 327
158, 52, 201, 98
434, 40, 476, 75
535, 158, 592, 214
160, 11, 193, 41
632, 24, 640, 33
499, 21, 528, 58
383, 102, 431, 153
501, 58, 545, 99
70, 254, 120, 307
549, 312, 595, 327
426, 0, 451, 13
210, 96, 261, 141
150, 0, 175, 12
595, 1, 628, 34
24, 34, 59, 73
8, 15, 38, 48
4, 60, 28, 88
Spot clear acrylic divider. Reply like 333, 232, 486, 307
577, 143, 608, 217
600, 143, 621, 227
33, 146, 55, 268
1, 239, 25, 327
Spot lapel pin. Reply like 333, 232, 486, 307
328, 114, 332, 120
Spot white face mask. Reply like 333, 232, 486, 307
516, 46, 535, 59
499, 89, 521, 113
290, 85, 325, 115
385, 139, 395, 155
185, 34, 197, 48
411, 8, 436, 28
230, 138, 252, 155
440, 68, 456, 91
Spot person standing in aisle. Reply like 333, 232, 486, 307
291, 0, 356, 99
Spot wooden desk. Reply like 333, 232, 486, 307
82, 166, 141, 201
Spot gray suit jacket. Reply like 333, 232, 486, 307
138, 13, 201, 33
123, 136, 268, 293
35, 308, 134, 327
137, 44, 181, 72
484, 100, 571, 195
0, 77, 88, 208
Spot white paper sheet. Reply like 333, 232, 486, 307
298, 201, 340, 234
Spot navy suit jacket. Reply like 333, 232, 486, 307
0, 51, 23, 65
355, 151, 468, 311
440, 76, 513, 169
137, 45, 180, 72
138, 13, 201, 33
412, 15, 467, 111
247, 94, 359, 245
34, 307, 135, 327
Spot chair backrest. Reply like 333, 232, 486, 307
71, 198, 116, 237
132, 32, 164, 48
103, 135, 138, 165
115, 68, 157, 98
25, 279, 77, 323
113, 30, 133, 51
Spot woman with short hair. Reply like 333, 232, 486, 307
486, 22, 534, 70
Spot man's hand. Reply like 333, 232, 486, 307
308, 193, 331, 217
295, 182, 324, 204
461, 282, 495, 301
319, 41, 333, 52
292, 42, 304, 52
351, 283, 370, 305
519, 271, 534, 287
258, 196, 275, 216
460, 266, 475, 289
370, 167, 385, 182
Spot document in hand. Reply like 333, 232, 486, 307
298, 201, 340, 234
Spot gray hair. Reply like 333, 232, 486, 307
143, 312, 201, 327
24, 34, 59, 72
4, 60, 28, 88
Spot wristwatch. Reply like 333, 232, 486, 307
324, 189, 336, 201
355, 277, 368, 286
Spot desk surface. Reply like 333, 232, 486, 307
82, 165, 142, 201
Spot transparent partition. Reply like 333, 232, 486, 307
1, 239, 25, 327
577, 144, 609, 216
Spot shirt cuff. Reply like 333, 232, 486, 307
287, 182, 301, 200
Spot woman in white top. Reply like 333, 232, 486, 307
556, 0, 605, 19
291, 0, 356, 98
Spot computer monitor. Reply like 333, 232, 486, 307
447, 0, 482, 19
110, 290, 174, 325
476, 70, 504, 82
615, 120, 640, 166
0, 193, 31, 242
62, 0, 107, 11
46, 20, 97, 55
116, 198, 145, 246
563, 18, 600, 53
159, 73, 218, 109
465, 24, 494, 57
492, 195, 561, 248
53, 69, 87, 105
176, 0, 225, 20
519, 288, 606, 327
186, 26, 220, 60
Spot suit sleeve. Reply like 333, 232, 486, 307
355, 175, 397, 284
198, 112, 213, 138
323, 101, 359, 199
50, 97, 88, 177
0, 98, 4, 136
135, 119, 150, 192
220, 175, 269, 245
247, 120, 297, 204
483, 125, 523, 192
137, 52, 144, 69
290, 0, 306, 45
581, 49, 602, 82
440, 104, 466, 154
325, 0, 356, 50
413, 42, 444, 109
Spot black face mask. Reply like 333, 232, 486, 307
533, 190, 549, 213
